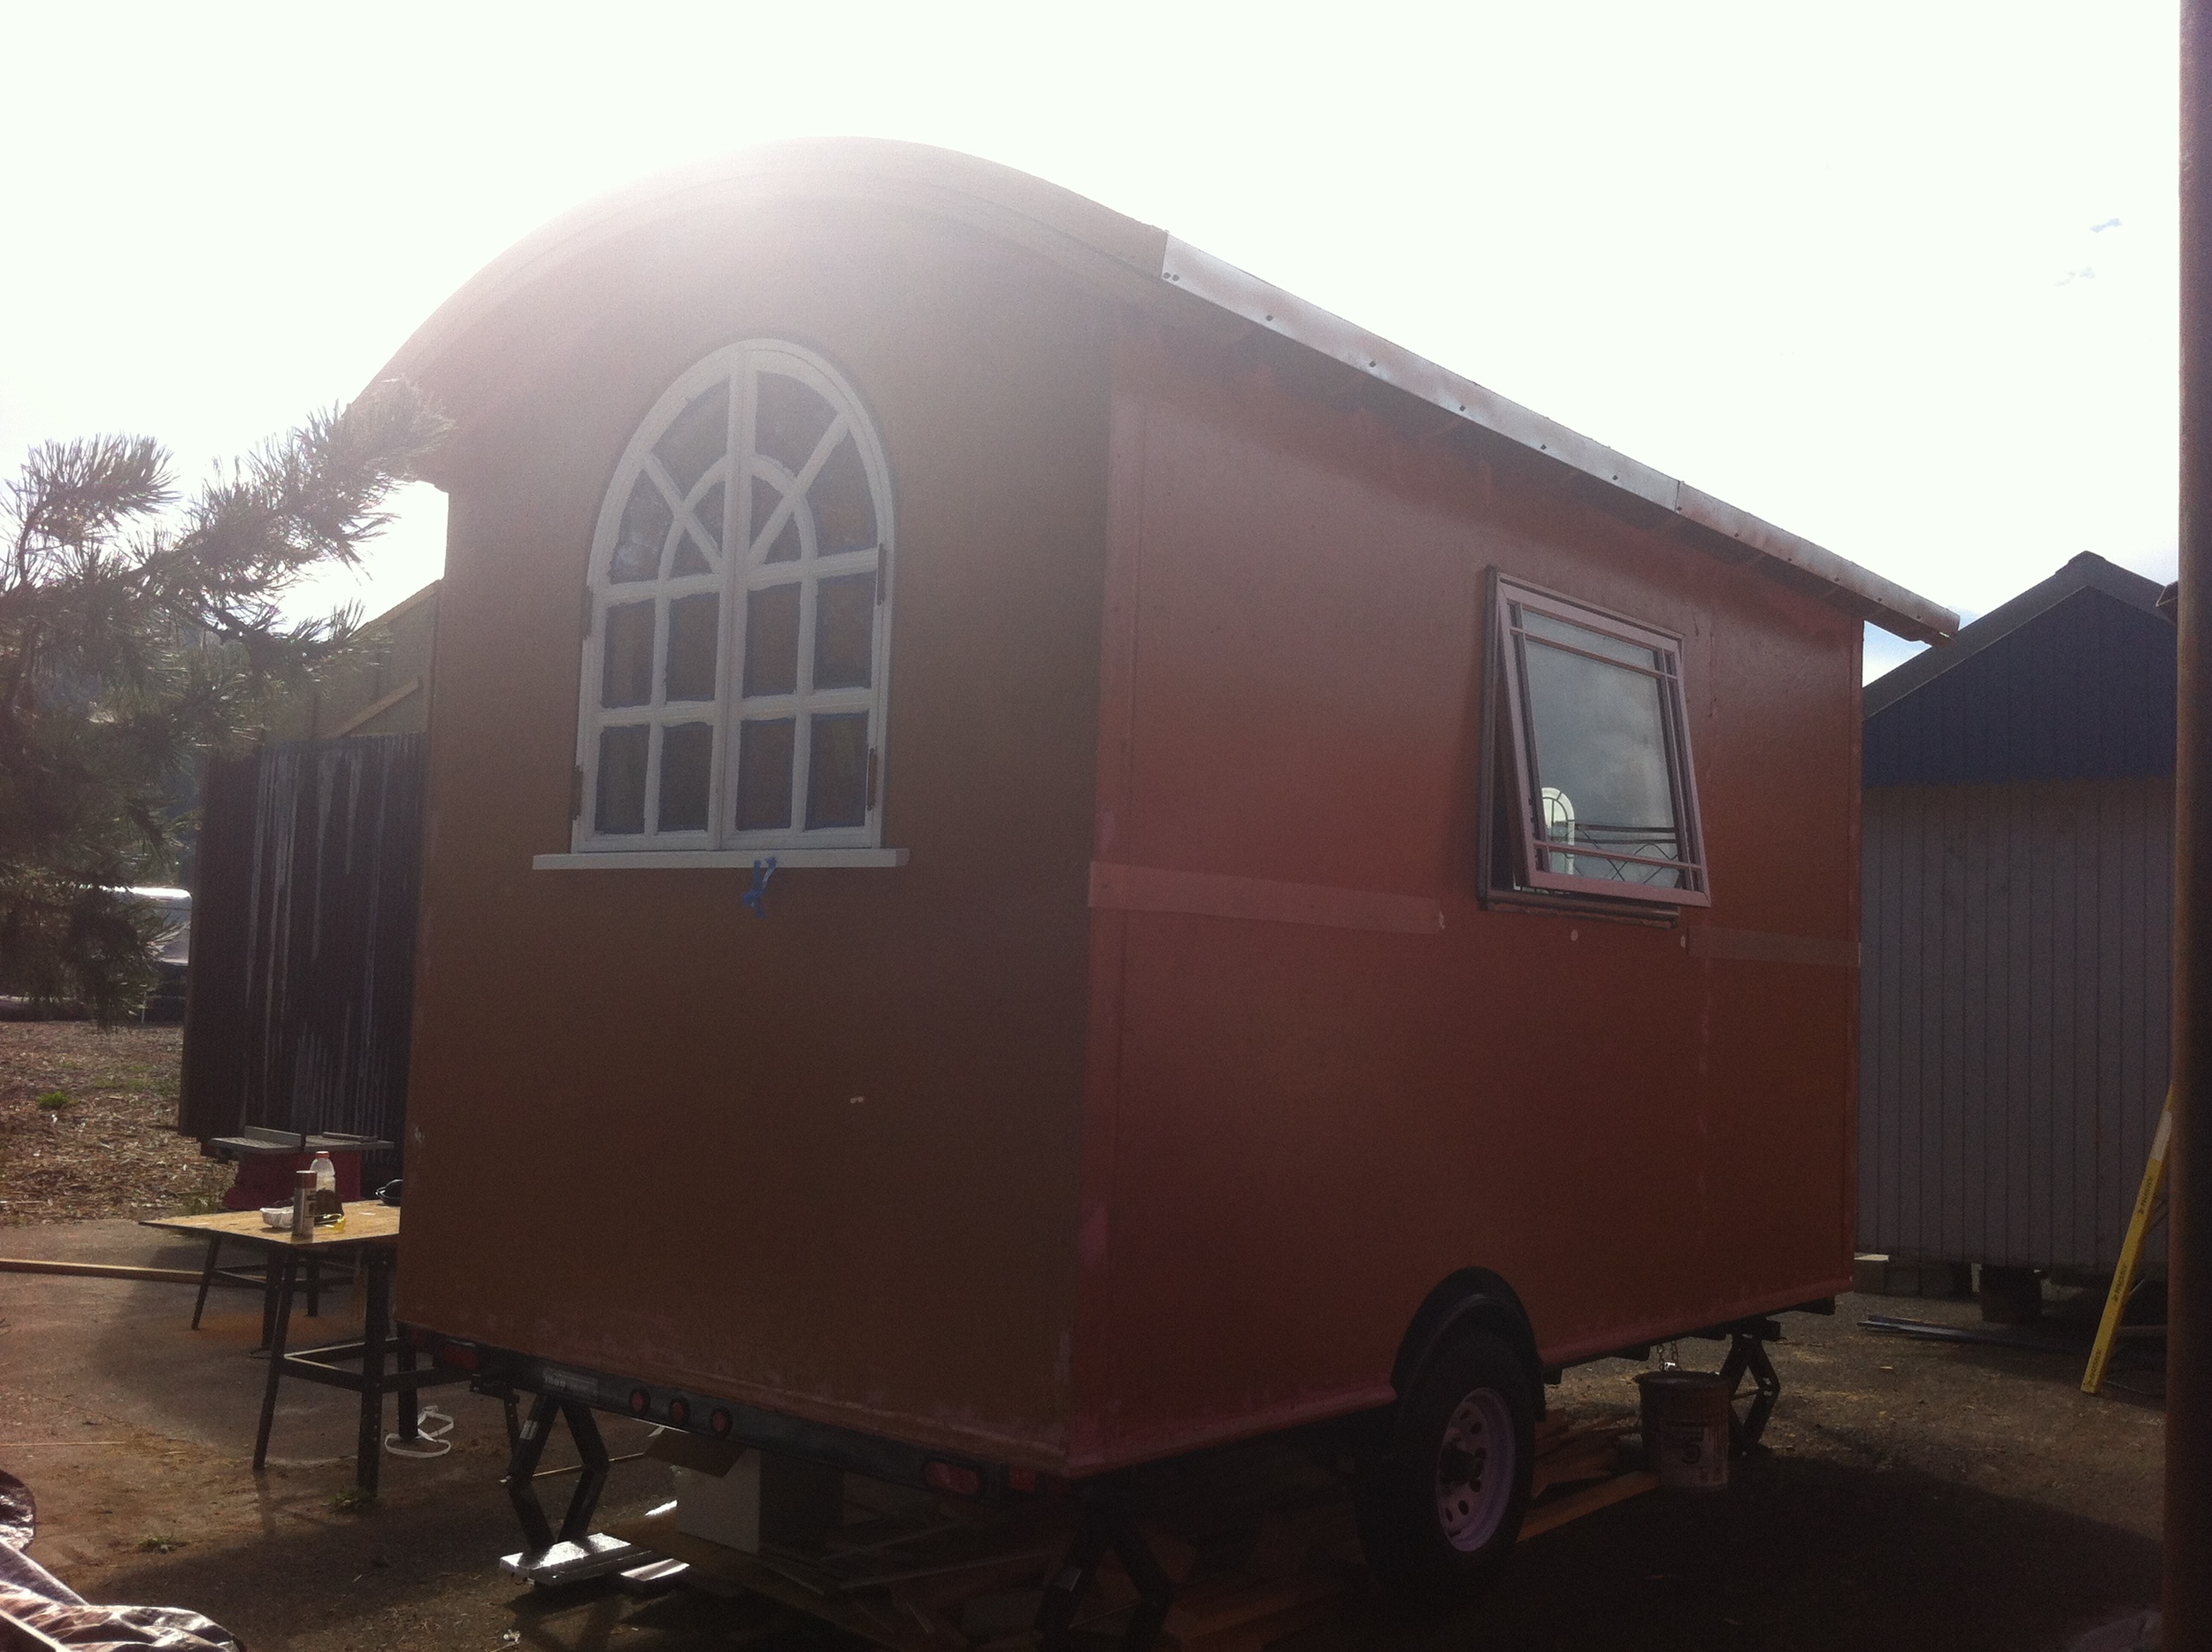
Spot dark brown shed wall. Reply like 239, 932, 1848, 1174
396, 204, 1113, 1463
1860, 778, 2173, 1272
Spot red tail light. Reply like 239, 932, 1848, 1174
628, 1387, 650, 1416
925, 1461, 982, 1498
666, 1398, 690, 1426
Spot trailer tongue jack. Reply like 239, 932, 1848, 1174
495, 1390, 636, 1586
1033, 1493, 1176, 1651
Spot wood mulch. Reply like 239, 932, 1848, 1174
0, 1024, 229, 1227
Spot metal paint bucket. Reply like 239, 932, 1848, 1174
1634, 1370, 1732, 1491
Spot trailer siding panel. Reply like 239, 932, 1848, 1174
394, 205, 1114, 1464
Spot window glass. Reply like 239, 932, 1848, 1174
664, 594, 719, 703
580, 342, 891, 851
807, 712, 870, 827
1521, 608, 1658, 672
655, 380, 727, 496
812, 574, 875, 689
609, 475, 670, 583
1521, 638, 1681, 887
742, 584, 801, 697
657, 722, 713, 832
755, 373, 836, 475
601, 602, 655, 709
810, 436, 878, 555
735, 718, 795, 831
595, 725, 649, 834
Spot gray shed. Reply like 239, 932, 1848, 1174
1859, 552, 2176, 1276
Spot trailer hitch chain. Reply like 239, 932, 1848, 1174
1034, 1490, 1174, 1651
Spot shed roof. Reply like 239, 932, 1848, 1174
378, 138, 1955, 644
1863, 552, 2176, 787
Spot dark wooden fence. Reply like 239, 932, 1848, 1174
178, 734, 426, 1153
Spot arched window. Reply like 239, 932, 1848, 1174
572, 342, 894, 856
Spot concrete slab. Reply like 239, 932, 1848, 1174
0, 1218, 475, 1466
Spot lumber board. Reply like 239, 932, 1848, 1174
1163, 1572, 1347, 1640
1517, 1470, 1659, 1540
604, 1512, 938, 1652
0, 1259, 205, 1285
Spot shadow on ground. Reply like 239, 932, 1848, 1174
79, 1443, 2158, 1652
1333, 1452, 2161, 1652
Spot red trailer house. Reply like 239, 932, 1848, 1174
378, 141, 1955, 1619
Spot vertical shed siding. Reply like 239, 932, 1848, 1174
1859, 778, 2171, 1270
179, 735, 426, 1148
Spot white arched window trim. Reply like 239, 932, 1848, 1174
534, 340, 908, 872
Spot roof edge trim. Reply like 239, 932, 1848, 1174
1159, 237, 1955, 644
1864, 551, 2167, 715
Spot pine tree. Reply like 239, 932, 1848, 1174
0, 383, 448, 1023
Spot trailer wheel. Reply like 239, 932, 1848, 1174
1356, 1327, 1534, 1609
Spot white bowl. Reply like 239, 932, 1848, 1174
259, 1206, 293, 1229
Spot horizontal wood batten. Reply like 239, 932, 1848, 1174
1685, 926, 1859, 969
1089, 862, 1444, 934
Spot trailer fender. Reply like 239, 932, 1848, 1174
1388, 1270, 1541, 1419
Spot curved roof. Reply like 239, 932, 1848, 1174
379, 138, 1955, 643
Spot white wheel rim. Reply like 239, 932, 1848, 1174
1434, 1387, 1515, 1552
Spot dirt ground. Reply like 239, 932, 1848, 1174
0, 1024, 231, 1226
0, 1028, 2168, 1651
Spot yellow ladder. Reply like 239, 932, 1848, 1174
2082, 1087, 2174, 1395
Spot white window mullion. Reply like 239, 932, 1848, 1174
713, 368, 760, 849
574, 341, 891, 859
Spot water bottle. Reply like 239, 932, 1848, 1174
311, 1150, 345, 1230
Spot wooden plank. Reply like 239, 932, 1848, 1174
604, 1512, 939, 1652
1516, 1471, 1659, 1541
0, 1259, 206, 1285
1529, 1435, 1625, 1498
1163, 1573, 1346, 1641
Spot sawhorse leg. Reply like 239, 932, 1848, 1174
190, 1234, 221, 1331
252, 1249, 301, 1472
353, 1248, 393, 1498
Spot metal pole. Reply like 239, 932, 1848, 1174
2174, 4, 2212, 1645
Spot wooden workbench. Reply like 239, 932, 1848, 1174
142, 1203, 466, 1495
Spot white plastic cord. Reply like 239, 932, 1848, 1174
383, 1405, 456, 1457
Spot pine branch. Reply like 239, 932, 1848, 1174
0, 379, 449, 1023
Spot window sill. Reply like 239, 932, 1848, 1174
532, 848, 910, 871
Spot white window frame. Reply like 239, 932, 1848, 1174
550, 340, 899, 869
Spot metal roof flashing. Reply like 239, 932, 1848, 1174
374, 139, 1955, 645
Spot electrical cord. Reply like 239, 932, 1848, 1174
383, 1406, 456, 1457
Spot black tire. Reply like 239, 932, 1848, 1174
1355, 1326, 1536, 1610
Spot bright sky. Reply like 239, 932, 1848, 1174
2, 2, 2177, 680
